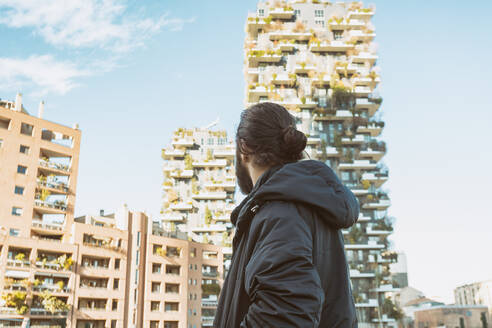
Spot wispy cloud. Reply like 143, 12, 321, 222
0, 0, 194, 52
0, 55, 89, 95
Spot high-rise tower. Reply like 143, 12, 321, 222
161, 127, 236, 248
245, 1, 400, 326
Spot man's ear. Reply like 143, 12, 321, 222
241, 153, 250, 164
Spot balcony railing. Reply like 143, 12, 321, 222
37, 180, 69, 193
38, 159, 70, 173
6, 259, 30, 268
32, 284, 70, 293
32, 220, 63, 231
34, 199, 67, 212
0, 307, 17, 314
30, 308, 69, 316
202, 271, 218, 278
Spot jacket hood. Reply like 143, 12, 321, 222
232, 160, 359, 230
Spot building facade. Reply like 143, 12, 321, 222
0, 95, 223, 328
245, 1, 399, 326
414, 305, 489, 328
455, 280, 492, 318
160, 127, 236, 250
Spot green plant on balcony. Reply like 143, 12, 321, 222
333, 134, 343, 150
361, 179, 371, 190
352, 293, 364, 303
56, 281, 64, 290
1, 291, 28, 314
346, 225, 363, 244
272, 73, 277, 80
300, 96, 306, 104
20, 279, 30, 289
264, 16, 272, 25
201, 283, 221, 296
39, 189, 51, 202
155, 247, 166, 257
204, 206, 213, 226
14, 253, 26, 262
373, 218, 394, 232
191, 178, 199, 194
54, 254, 73, 271
33, 279, 41, 287
184, 154, 193, 170
381, 251, 398, 263
39, 291, 70, 314
319, 139, 328, 162
332, 86, 354, 109
382, 297, 404, 320
207, 149, 213, 161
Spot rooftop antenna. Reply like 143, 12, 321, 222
204, 117, 220, 130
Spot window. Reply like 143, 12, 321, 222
152, 263, 161, 274
19, 145, 29, 154
165, 302, 179, 312
9, 228, 19, 236
166, 265, 180, 275
20, 123, 34, 136
315, 20, 325, 27
190, 248, 196, 258
136, 250, 139, 265
112, 299, 118, 311
315, 9, 324, 17
189, 264, 193, 270
12, 207, 23, 216
294, 9, 300, 16
258, 9, 264, 17
111, 320, 117, 328
152, 282, 160, 293
0, 117, 11, 130
164, 322, 178, 328
14, 186, 24, 195
165, 283, 179, 294
114, 258, 120, 270
135, 269, 139, 284
136, 231, 141, 246
333, 30, 343, 40
150, 322, 159, 328
151, 301, 160, 312
113, 278, 119, 290
17, 165, 27, 174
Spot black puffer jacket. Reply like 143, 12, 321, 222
214, 160, 359, 328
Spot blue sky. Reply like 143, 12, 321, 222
1, 0, 491, 303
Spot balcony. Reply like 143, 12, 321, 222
363, 199, 391, 210
352, 52, 378, 64
371, 284, 400, 293
171, 138, 194, 147
294, 64, 316, 74
191, 224, 227, 233
170, 170, 194, 179
348, 9, 374, 20
34, 199, 67, 213
349, 269, 375, 279
359, 148, 385, 161
213, 149, 235, 158
162, 149, 185, 158
269, 7, 294, 19
162, 213, 185, 222
247, 49, 282, 65
192, 191, 227, 200
0, 307, 18, 314
202, 271, 219, 278
356, 122, 383, 136
38, 159, 70, 175
32, 284, 70, 294
348, 29, 375, 42
361, 172, 388, 187
6, 259, 31, 268
202, 299, 218, 307
299, 97, 317, 108
37, 180, 69, 193
366, 227, 392, 236
355, 299, 379, 308
339, 160, 378, 170
204, 181, 235, 191
310, 41, 354, 52
345, 240, 385, 250
341, 134, 365, 144
354, 86, 372, 96
315, 146, 340, 158
278, 41, 296, 52
269, 31, 311, 41
306, 136, 321, 145
169, 202, 193, 211
372, 314, 397, 323
192, 159, 227, 168
31, 220, 64, 235
346, 19, 366, 29
271, 73, 296, 86
246, 15, 267, 34
30, 308, 69, 316
355, 98, 381, 115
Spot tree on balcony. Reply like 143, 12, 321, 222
54, 254, 73, 271
202, 283, 221, 297
184, 154, 193, 170
155, 247, 166, 257
1, 291, 28, 314
382, 297, 403, 320
346, 225, 363, 244
14, 253, 26, 262
39, 291, 70, 314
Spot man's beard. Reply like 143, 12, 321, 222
235, 148, 253, 195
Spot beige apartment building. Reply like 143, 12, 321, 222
0, 95, 223, 328
455, 280, 492, 318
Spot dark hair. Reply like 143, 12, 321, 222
236, 102, 307, 167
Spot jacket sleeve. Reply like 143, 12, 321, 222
240, 202, 324, 328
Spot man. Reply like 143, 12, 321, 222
214, 102, 359, 327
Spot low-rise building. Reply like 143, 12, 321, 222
455, 280, 492, 318
414, 304, 489, 328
